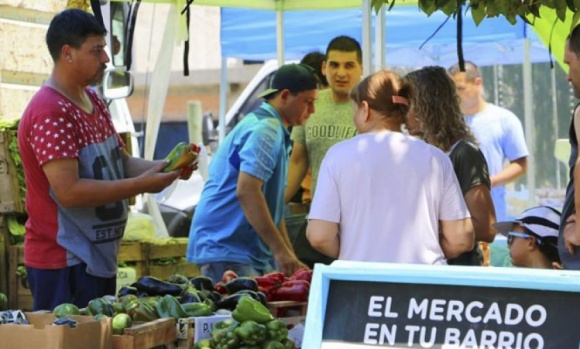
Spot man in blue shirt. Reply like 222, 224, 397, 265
448, 61, 529, 222
187, 64, 318, 282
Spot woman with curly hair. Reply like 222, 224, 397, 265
406, 66, 496, 266
306, 70, 474, 264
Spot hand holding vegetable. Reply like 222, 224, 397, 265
163, 142, 200, 177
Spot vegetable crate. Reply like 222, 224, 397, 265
118, 239, 201, 281
267, 301, 308, 318
7, 244, 33, 310
0, 131, 25, 214
112, 318, 176, 349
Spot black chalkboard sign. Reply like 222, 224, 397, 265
322, 280, 579, 348
301, 262, 580, 348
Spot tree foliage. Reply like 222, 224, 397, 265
372, 0, 580, 29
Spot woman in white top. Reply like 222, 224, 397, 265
306, 70, 474, 264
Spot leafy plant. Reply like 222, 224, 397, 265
371, 0, 580, 70
372, 0, 580, 27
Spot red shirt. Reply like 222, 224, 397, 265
18, 86, 124, 270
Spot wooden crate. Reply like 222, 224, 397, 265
0, 131, 25, 214
112, 318, 176, 349
267, 301, 308, 318
118, 240, 201, 281
118, 242, 148, 279
7, 244, 33, 310
148, 240, 200, 280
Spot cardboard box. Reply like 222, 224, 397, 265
112, 318, 176, 349
0, 312, 112, 349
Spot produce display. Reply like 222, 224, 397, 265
34, 269, 310, 341
196, 296, 295, 349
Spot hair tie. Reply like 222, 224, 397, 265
392, 96, 409, 106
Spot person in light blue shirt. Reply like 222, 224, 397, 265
187, 64, 318, 283
449, 61, 529, 222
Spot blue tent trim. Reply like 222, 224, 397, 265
220, 6, 552, 67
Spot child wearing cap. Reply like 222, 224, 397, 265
493, 206, 561, 269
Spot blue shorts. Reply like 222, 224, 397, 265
27, 263, 116, 311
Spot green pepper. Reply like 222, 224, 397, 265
194, 338, 213, 349
88, 298, 115, 317
265, 319, 288, 342
163, 142, 198, 172
129, 302, 158, 322
232, 296, 274, 324
261, 340, 285, 349
117, 294, 138, 306
233, 320, 267, 346
281, 338, 295, 349
155, 295, 187, 319
210, 328, 240, 349
213, 318, 239, 331
182, 302, 214, 317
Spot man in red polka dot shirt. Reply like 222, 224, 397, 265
17, 9, 186, 311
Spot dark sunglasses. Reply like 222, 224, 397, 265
507, 229, 542, 247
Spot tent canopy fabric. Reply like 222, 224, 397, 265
220, 6, 552, 67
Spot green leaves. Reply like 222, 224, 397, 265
375, 0, 579, 27
471, 4, 486, 26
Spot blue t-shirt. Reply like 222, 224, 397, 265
464, 103, 529, 221
187, 103, 291, 270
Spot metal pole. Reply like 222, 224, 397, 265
187, 100, 203, 145
493, 65, 499, 106
362, 0, 372, 77
523, 38, 536, 204
375, 4, 385, 71
218, 57, 227, 144
276, 11, 285, 67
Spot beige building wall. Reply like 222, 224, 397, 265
0, 1, 258, 122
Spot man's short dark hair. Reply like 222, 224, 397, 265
326, 35, 362, 64
447, 61, 481, 82
46, 9, 107, 62
568, 24, 580, 57
300, 51, 328, 88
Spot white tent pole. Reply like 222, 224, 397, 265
276, 10, 285, 66
218, 57, 227, 144
375, 4, 385, 71
362, 0, 372, 76
523, 38, 536, 204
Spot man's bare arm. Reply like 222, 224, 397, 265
237, 172, 301, 276
490, 157, 527, 187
